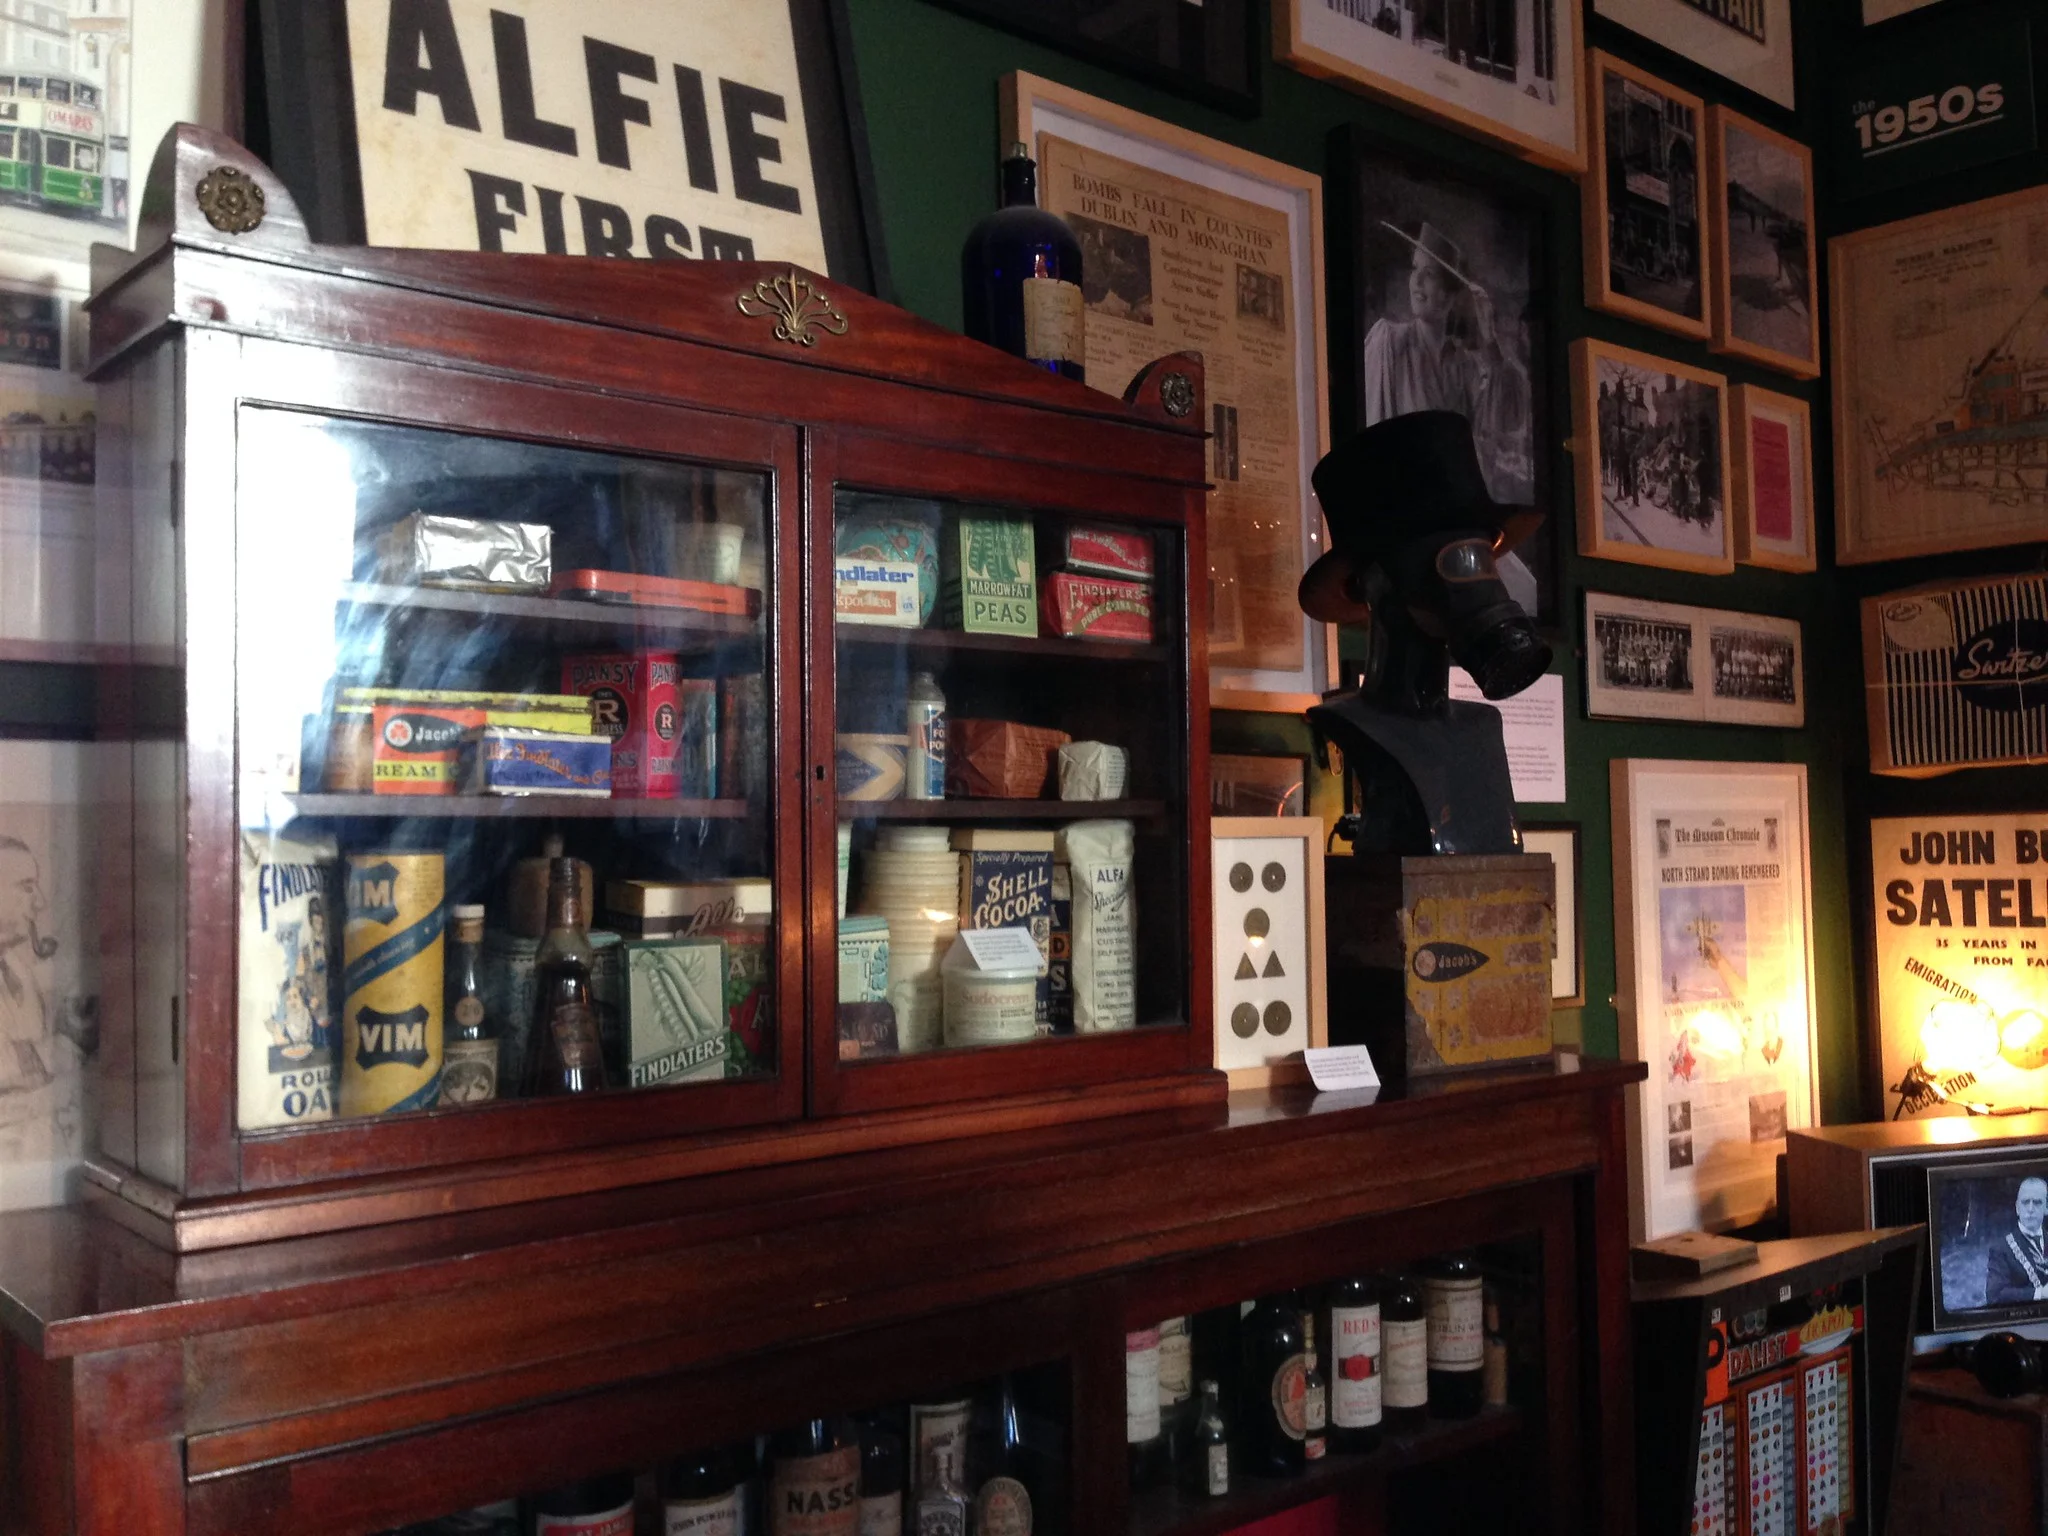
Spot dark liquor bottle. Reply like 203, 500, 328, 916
663, 1443, 745, 1534
968, 1376, 1036, 1536
1126, 1326, 1165, 1490
856, 1413, 905, 1536
520, 1471, 635, 1535
1238, 1292, 1308, 1477
1300, 1310, 1328, 1464
438, 903, 499, 1105
1326, 1276, 1383, 1454
1194, 1379, 1230, 1498
1425, 1255, 1485, 1420
1482, 1288, 1510, 1409
1382, 1274, 1429, 1434
526, 857, 607, 1096
959, 143, 1086, 382
767, 1417, 862, 1536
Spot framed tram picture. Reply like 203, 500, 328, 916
1583, 52, 1712, 343
1831, 183, 2048, 564
255, 0, 889, 292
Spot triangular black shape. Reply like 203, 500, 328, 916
1262, 952, 1285, 979
1235, 953, 1257, 980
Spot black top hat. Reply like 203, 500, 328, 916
1298, 411, 1538, 625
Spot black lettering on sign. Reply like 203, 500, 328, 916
721, 79, 802, 213
384, 0, 480, 129
579, 196, 634, 257
646, 214, 693, 259
672, 65, 719, 191
1885, 879, 1915, 925
701, 226, 757, 260
537, 185, 569, 253
491, 10, 576, 155
585, 37, 658, 170
467, 169, 525, 250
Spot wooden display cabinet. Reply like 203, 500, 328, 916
83, 126, 1213, 1251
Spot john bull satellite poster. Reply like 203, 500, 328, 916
1871, 814, 2048, 1119
1831, 184, 2048, 564
1613, 759, 1816, 1240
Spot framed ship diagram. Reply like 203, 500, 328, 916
1831, 185, 2048, 564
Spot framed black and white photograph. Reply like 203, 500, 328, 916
1584, 52, 1711, 341
1708, 107, 1818, 379
1521, 821, 1584, 1008
1594, 0, 1795, 109
1571, 339, 1732, 574
929, 0, 1259, 115
1276, 0, 1585, 174
1584, 591, 1803, 727
255, 0, 889, 290
1329, 129, 1554, 624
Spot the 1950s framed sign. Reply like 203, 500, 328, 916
255, 0, 888, 290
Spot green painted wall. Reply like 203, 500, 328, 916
840, 0, 1866, 1118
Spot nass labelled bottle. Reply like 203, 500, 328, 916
767, 1417, 862, 1536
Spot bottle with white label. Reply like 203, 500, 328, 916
905, 672, 946, 801
1326, 1275, 1384, 1454
913, 1446, 970, 1536
522, 1472, 636, 1536
1195, 1379, 1230, 1497
1157, 1315, 1194, 1467
1126, 1325, 1165, 1489
1426, 1255, 1485, 1420
767, 1418, 862, 1536
662, 1444, 744, 1535
1382, 1273, 1429, 1434
959, 144, 1086, 382
1238, 1291, 1307, 1477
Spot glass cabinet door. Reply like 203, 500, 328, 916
232, 405, 788, 1165
818, 445, 1197, 1113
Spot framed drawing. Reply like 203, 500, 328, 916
930, 0, 1259, 115
255, 0, 889, 290
1326, 128, 1556, 626
1273, 0, 1585, 175
1584, 53, 1711, 341
1729, 386, 1815, 572
1831, 184, 2048, 564
1611, 758, 1817, 1240
1520, 821, 1584, 1008
1594, 0, 1795, 110
0, 741, 95, 1212
1212, 817, 1327, 1087
1571, 339, 1732, 575
1584, 591, 1803, 728
1707, 108, 1818, 379
1005, 72, 1332, 710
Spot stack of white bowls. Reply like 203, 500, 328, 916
853, 826, 960, 1053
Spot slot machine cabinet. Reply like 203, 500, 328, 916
1632, 1230, 1923, 1536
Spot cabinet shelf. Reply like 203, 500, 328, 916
281, 794, 748, 820
846, 798, 1166, 821
836, 623, 1167, 663
1127, 1407, 1521, 1536
339, 582, 759, 639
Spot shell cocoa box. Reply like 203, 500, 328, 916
952, 829, 1056, 1028
946, 718, 1072, 799
561, 650, 680, 798
1043, 572, 1155, 643
1862, 571, 2048, 776
1054, 523, 1154, 582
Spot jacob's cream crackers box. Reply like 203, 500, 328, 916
342, 689, 594, 796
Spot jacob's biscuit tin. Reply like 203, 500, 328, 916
342, 851, 446, 1115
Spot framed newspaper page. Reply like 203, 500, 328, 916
1612, 759, 1817, 1241
1274, 0, 1586, 176
1830, 184, 2048, 565
1005, 72, 1333, 711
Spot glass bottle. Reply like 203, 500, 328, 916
1195, 1379, 1230, 1498
1156, 1315, 1194, 1470
1300, 1309, 1328, 1463
1482, 1288, 1511, 1409
1425, 1254, 1485, 1420
1125, 1326, 1165, 1490
663, 1443, 745, 1534
521, 1471, 635, 1535
438, 903, 498, 1105
1238, 1291, 1307, 1477
856, 1413, 905, 1536
767, 1417, 862, 1536
526, 857, 607, 1096
908, 1397, 972, 1515
905, 671, 947, 802
1382, 1274, 1429, 1434
913, 1444, 970, 1536
1326, 1275, 1384, 1454
959, 143, 1086, 382
968, 1377, 1036, 1536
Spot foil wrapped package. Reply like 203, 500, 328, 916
373, 512, 552, 592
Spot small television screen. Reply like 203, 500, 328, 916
1929, 1156, 2048, 1331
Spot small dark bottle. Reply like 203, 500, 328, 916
766, 1417, 862, 1536
1325, 1275, 1384, 1453
1425, 1254, 1485, 1420
520, 1471, 635, 1535
526, 857, 608, 1096
960, 143, 1086, 382
1382, 1274, 1429, 1434
968, 1376, 1037, 1535
438, 903, 499, 1105
1194, 1379, 1230, 1498
1238, 1291, 1308, 1477
856, 1413, 905, 1536
662, 1443, 745, 1533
